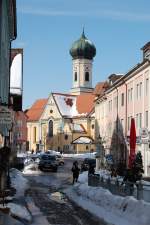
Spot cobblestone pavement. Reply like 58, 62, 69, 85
26, 185, 109, 225
25, 159, 113, 225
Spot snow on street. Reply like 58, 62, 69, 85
24, 158, 109, 225
9, 153, 150, 225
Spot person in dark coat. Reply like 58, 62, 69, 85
71, 161, 80, 184
88, 163, 95, 176
122, 169, 136, 195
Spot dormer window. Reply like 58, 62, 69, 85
141, 42, 150, 60
85, 72, 89, 81
74, 72, 77, 81
144, 49, 150, 59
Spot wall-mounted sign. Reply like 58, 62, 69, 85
140, 128, 149, 139
0, 107, 13, 130
141, 139, 149, 144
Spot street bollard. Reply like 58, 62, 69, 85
137, 181, 143, 200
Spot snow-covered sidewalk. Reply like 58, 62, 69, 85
6, 168, 50, 225
8, 156, 150, 225
64, 171, 150, 225
26, 196, 50, 225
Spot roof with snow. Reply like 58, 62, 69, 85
26, 92, 95, 122
70, 123, 86, 133
53, 93, 78, 117
52, 93, 95, 118
72, 136, 94, 144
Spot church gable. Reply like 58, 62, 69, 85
40, 94, 62, 120
52, 93, 78, 117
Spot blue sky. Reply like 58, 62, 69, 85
13, 0, 150, 109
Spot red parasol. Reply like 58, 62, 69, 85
128, 118, 136, 168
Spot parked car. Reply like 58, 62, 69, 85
13, 157, 25, 170
81, 158, 96, 172
55, 154, 64, 165
38, 154, 58, 172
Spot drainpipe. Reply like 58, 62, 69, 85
114, 87, 119, 165
122, 79, 128, 167
125, 82, 128, 167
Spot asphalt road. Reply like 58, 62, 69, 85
24, 158, 111, 225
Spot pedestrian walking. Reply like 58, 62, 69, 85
88, 163, 95, 176
71, 161, 80, 184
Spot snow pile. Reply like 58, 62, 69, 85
17, 152, 27, 158
23, 163, 41, 175
63, 152, 96, 159
10, 168, 28, 197
78, 171, 88, 184
65, 172, 150, 225
73, 137, 93, 144
72, 124, 85, 132
8, 203, 32, 223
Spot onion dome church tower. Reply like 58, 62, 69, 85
69, 29, 96, 95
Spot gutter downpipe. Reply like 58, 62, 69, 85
114, 87, 119, 165
122, 79, 128, 167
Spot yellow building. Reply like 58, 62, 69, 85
26, 93, 95, 153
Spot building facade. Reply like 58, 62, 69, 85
0, 0, 17, 190
13, 111, 27, 154
26, 93, 95, 153
95, 43, 150, 176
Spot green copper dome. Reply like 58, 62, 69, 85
70, 30, 96, 60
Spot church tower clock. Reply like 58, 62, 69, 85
69, 30, 96, 95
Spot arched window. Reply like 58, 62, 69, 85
33, 127, 36, 143
74, 72, 77, 81
48, 120, 53, 137
85, 72, 89, 81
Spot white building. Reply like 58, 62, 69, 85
95, 43, 150, 176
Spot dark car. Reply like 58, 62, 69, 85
13, 157, 25, 170
81, 158, 96, 172
38, 154, 58, 172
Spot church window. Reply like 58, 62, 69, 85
91, 124, 94, 129
50, 109, 53, 114
64, 134, 68, 140
85, 72, 89, 81
33, 127, 36, 143
48, 120, 53, 137
74, 72, 77, 81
